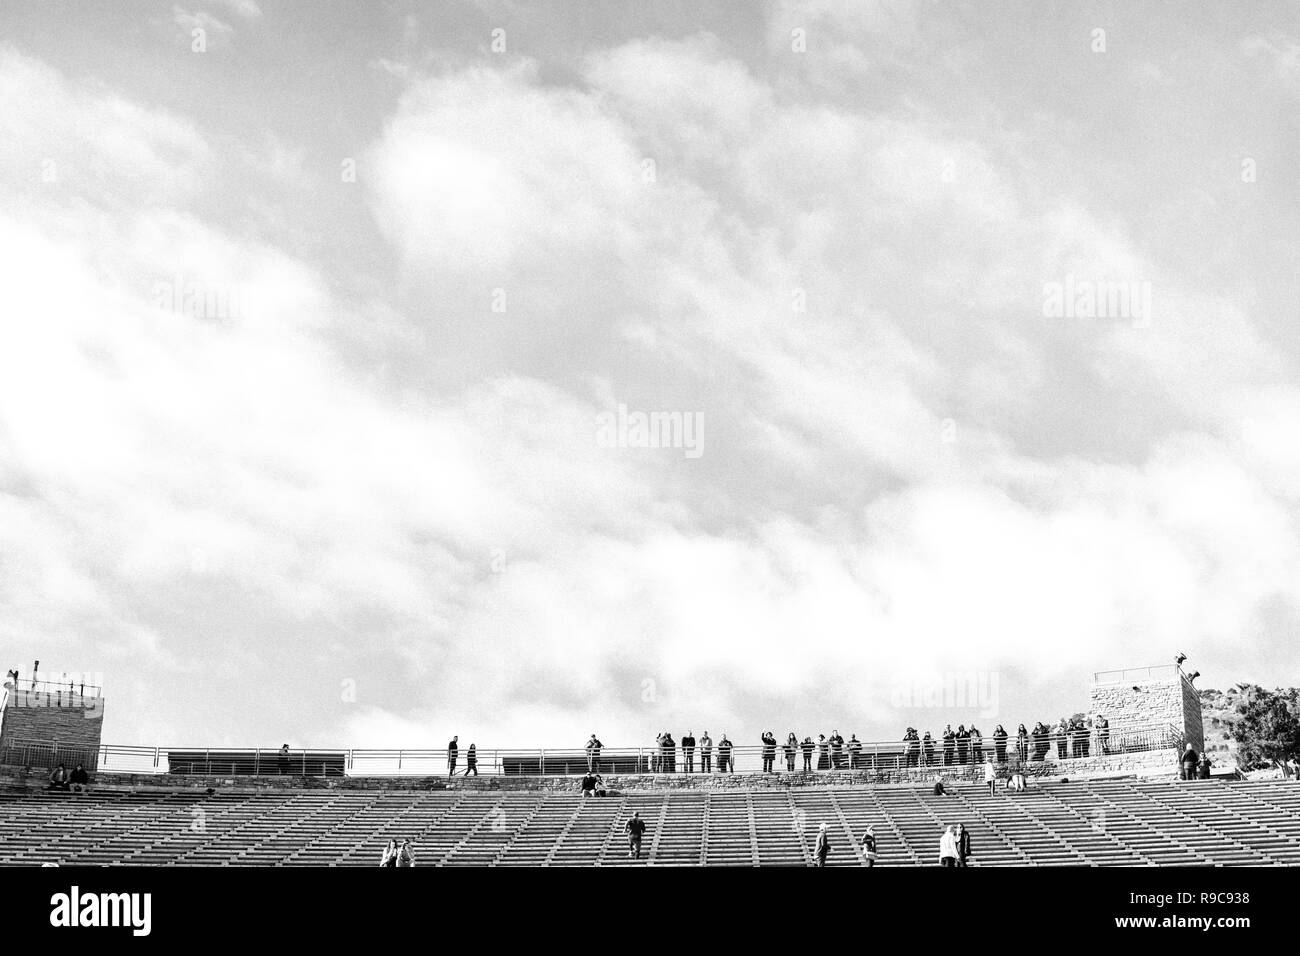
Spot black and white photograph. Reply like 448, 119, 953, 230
0, 0, 1295, 938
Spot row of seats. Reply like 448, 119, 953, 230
1, 778, 1296, 866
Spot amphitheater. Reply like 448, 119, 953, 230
1, 663, 1297, 867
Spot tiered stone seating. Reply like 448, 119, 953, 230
2, 779, 1297, 866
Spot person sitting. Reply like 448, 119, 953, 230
932, 776, 946, 796
48, 764, 71, 792
379, 839, 398, 867
69, 763, 89, 792
580, 771, 600, 797
396, 839, 416, 867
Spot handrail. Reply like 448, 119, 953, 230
0, 721, 1184, 778
2, 677, 103, 697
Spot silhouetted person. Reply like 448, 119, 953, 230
801, 736, 815, 771
681, 732, 696, 773
761, 731, 777, 773
817, 734, 830, 770
969, 726, 983, 763
955, 823, 973, 867
718, 735, 733, 773
942, 725, 955, 766
848, 734, 863, 769
1016, 724, 1029, 762
1198, 754, 1212, 780
69, 764, 89, 792
586, 734, 603, 773
922, 731, 935, 767
955, 725, 969, 765
993, 724, 1008, 763
625, 811, 647, 859
277, 744, 290, 775
447, 736, 458, 777
829, 730, 845, 770
699, 731, 713, 773
784, 733, 797, 772
1180, 743, 1199, 781
464, 743, 478, 776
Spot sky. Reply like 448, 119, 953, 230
1, 0, 1298, 749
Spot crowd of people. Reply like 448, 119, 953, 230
901, 715, 1112, 768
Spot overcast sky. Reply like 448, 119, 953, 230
1, 0, 1298, 749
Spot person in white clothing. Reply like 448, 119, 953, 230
984, 756, 997, 795
939, 826, 958, 867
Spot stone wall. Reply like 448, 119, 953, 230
0, 691, 106, 770
1088, 668, 1204, 752
0, 746, 1180, 793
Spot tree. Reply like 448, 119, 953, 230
1222, 684, 1300, 771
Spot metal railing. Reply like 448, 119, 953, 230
0, 722, 1184, 779
1092, 664, 1182, 685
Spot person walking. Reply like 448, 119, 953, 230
814, 823, 831, 868
447, 736, 458, 777
464, 743, 478, 776
699, 731, 713, 773
625, 811, 647, 860
861, 826, 878, 867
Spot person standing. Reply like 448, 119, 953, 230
681, 731, 696, 773
718, 734, 733, 774
447, 736, 459, 777
955, 725, 969, 765
817, 734, 830, 770
1096, 714, 1110, 755
1180, 743, 1199, 781
848, 734, 863, 770
652, 732, 663, 773
464, 743, 478, 776
586, 734, 603, 773
993, 724, 1008, 763
955, 823, 973, 867
625, 811, 647, 860
939, 826, 958, 867
969, 726, 983, 764
942, 725, 955, 766
814, 823, 831, 868
699, 731, 713, 773
663, 732, 677, 773
922, 731, 935, 768
801, 736, 815, 772
829, 730, 845, 770
984, 756, 997, 795
277, 744, 291, 775
861, 827, 878, 867
1016, 724, 1029, 762
784, 733, 798, 772
761, 731, 777, 773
